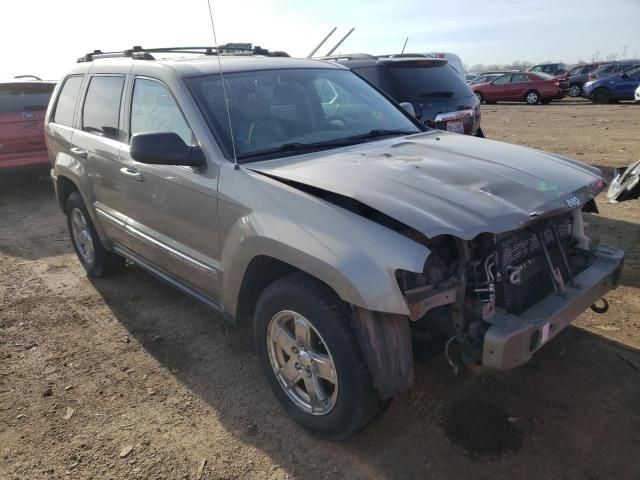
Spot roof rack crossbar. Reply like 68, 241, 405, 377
77, 44, 289, 63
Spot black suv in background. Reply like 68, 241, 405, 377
324, 55, 483, 137
564, 63, 607, 96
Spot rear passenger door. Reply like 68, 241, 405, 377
506, 73, 531, 100
71, 73, 131, 248
118, 76, 222, 299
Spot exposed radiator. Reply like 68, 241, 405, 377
494, 214, 573, 314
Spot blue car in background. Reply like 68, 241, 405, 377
583, 64, 640, 103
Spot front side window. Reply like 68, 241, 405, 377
52, 76, 83, 126
130, 78, 195, 145
82, 76, 124, 140
188, 68, 420, 162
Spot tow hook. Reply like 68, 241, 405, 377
590, 297, 609, 314
444, 333, 469, 375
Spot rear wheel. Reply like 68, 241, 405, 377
525, 90, 540, 105
66, 192, 125, 277
474, 92, 484, 103
254, 272, 385, 439
569, 84, 581, 97
592, 88, 611, 104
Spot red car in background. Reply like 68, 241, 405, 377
0, 77, 55, 170
472, 72, 566, 105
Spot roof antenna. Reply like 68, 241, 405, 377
206, 0, 239, 169
400, 37, 408, 56
307, 27, 337, 58
325, 28, 355, 56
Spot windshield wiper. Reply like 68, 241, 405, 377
236, 130, 418, 162
419, 91, 455, 98
341, 129, 419, 142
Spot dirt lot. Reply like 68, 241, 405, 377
1, 98, 639, 480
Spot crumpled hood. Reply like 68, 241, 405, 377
248, 131, 605, 239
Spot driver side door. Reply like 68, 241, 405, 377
119, 76, 223, 300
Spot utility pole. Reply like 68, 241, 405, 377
595, 51, 599, 62
622, 46, 627, 59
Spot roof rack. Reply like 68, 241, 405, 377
77, 44, 289, 63
14, 75, 43, 81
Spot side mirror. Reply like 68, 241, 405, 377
399, 101, 416, 117
130, 132, 205, 167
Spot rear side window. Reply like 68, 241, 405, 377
511, 73, 530, 83
82, 76, 124, 140
0, 83, 55, 115
52, 76, 83, 126
130, 78, 194, 145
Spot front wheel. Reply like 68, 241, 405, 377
525, 90, 540, 105
254, 273, 385, 439
569, 84, 581, 97
592, 88, 611, 104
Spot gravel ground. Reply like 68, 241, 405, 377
1, 98, 639, 480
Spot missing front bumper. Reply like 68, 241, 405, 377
482, 245, 624, 370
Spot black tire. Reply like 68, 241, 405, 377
65, 191, 125, 277
474, 92, 484, 103
486, 100, 497, 105
592, 88, 610, 104
254, 272, 385, 439
475, 127, 485, 138
525, 90, 541, 105
568, 84, 581, 97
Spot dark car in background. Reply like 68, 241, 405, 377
0, 76, 56, 170
583, 64, 640, 103
325, 55, 483, 136
588, 61, 639, 81
528, 63, 567, 76
472, 71, 565, 105
564, 62, 609, 96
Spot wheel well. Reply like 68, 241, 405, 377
56, 175, 79, 211
235, 256, 302, 322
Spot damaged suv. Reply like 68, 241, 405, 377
46, 46, 624, 439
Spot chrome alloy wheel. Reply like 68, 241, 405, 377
70, 208, 95, 264
267, 310, 338, 415
526, 91, 539, 104
569, 85, 581, 97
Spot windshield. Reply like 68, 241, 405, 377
188, 68, 421, 162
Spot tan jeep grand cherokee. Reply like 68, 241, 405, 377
45, 45, 624, 439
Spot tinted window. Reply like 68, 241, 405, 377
82, 76, 124, 140
376, 62, 472, 100
493, 75, 511, 84
511, 73, 530, 83
131, 78, 194, 145
0, 83, 55, 115
52, 76, 82, 126
567, 66, 582, 76
531, 72, 553, 80
623, 65, 640, 77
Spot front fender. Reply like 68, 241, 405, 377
218, 168, 430, 317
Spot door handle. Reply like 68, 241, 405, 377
119, 167, 143, 182
70, 147, 87, 159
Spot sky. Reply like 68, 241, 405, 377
2, 0, 638, 80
